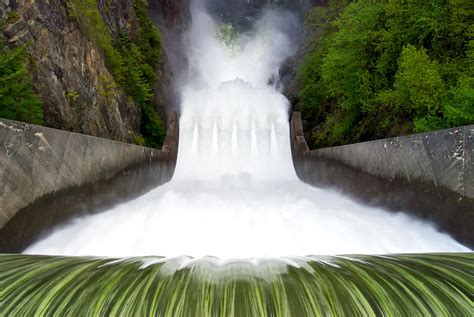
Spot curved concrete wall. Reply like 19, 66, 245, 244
291, 112, 474, 247
0, 113, 178, 252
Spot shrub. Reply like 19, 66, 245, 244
67, 0, 166, 147
0, 28, 44, 125
298, 0, 474, 149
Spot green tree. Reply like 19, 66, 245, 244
380, 45, 446, 132
133, 0, 164, 85
0, 37, 44, 125
67, 0, 166, 147
67, 0, 125, 82
117, 32, 165, 148
442, 76, 474, 128
298, 0, 474, 149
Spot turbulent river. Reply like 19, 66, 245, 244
26, 1, 469, 258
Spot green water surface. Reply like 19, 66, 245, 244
0, 253, 472, 316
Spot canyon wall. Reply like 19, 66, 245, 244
1, 0, 174, 143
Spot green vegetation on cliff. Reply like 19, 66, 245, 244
298, 0, 474, 149
0, 17, 44, 125
68, 0, 165, 148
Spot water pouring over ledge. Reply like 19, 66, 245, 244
1, 253, 472, 316
25, 1, 469, 258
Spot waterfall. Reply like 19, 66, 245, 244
1, 253, 472, 316
4, 1, 470, 315
25, 1, 469, 258
174, 81, 295, 181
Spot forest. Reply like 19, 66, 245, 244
298, 0, 473, 148
1, 0, 472, 149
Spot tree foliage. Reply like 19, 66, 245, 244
299, 0, 474, 149
0, 20, 44, 125
68, 0, 165, 147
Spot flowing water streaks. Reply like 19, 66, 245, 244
0, 254, 472, 316
7, 3, 473, 314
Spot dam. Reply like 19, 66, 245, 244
23, 0, 468, 258
0, 0, 472, 316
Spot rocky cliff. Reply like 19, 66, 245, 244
0, 0, 174, 144
151, 0, 191, 30
149, 0, 191, 107
0, 0, 317, 144
202, 0, 318, 31
279, 0, 329, 106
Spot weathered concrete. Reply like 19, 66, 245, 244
291, 112, 474, 247
0, 113, 178, 252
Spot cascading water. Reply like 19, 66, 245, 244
26, 1, 469, 258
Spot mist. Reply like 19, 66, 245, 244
25, 0, 470, 258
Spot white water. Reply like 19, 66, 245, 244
26, 2, 469, 258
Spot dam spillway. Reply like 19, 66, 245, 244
24, 2, 468, 257
0, 253, 472, 316
0, 1, 472, 316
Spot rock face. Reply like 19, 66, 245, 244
149, 0, 191, 111
205, 0, 319, 27
0, 114, 178, 252
195, 1, 324, 103
1, 0, 174, 143
291, 112, 474, 247
151, 0, 191, 30
149, 0, 313, 109
279, 1, 329, 106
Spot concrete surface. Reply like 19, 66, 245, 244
291, 112, 474, 247
0, 114, 178, 252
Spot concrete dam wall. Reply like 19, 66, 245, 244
291, 112, 474, 247
1, 111, 472, 252
0, 114, 179, 252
